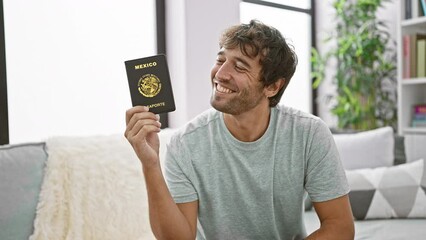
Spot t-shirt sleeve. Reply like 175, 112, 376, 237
164, 135, 199, 203
304, 119, 350, 202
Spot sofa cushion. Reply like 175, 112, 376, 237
0, 142, 47, 240
333, 126, 394, 170
346, 159, 426, 220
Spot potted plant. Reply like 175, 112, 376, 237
311, 0, 397, 131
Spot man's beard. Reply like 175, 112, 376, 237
210, 86, 265, 115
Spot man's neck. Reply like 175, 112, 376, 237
223, 104, 271, 142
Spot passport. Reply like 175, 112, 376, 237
125, 54, 176, 114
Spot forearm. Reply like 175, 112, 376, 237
143, 165, 195, 240
306, 219, 354, 240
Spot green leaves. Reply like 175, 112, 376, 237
311, 0, 397, 131
311, 48, 325, 89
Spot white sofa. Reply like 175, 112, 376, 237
1, 127, 425, 240
306, 127, 426, 239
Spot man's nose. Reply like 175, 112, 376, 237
215, 62, 232, 81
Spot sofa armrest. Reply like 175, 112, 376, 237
0, 142, 47, 240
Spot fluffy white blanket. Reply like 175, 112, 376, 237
30, 134, 155, 240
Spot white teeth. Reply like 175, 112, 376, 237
216, 84, 233, 93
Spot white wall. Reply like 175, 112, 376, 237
166, 0, 240, 128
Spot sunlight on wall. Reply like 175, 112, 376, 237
4, 0, 156, 143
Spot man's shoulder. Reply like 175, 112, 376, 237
274, 105, 332, 141
274, 104, 322, 124
170, 108, 220, 144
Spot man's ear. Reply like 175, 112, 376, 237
264, 78, 285, 98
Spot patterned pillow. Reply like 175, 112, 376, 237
346, 159, 426, 220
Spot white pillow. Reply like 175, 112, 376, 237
333, 126, 394, 170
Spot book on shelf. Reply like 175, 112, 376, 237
413, 112, 426, 120
406, 0, 412, 19
411, 119, 426, 127
406, 0, 426, 18
413, 120, 426, 127
414, 104, 426, 114
415, 0, 426, 17
418, 39, 426, 78
403, 35, 410, 78
413, 0, 420, 17
421, 0, 426, 16
413, 115, 426, 121
402, 34, 426, 78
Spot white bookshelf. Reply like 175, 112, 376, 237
397, 1, 426, 135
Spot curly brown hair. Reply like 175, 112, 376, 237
219, 19, 298, 107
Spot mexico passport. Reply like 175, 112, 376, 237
124, 54, 176, 114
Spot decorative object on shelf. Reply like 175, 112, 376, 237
311, 0, 397, 131
412, 104, 426, 127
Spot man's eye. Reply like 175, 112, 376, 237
235, 65, 246, 71
216, 58, 225, 64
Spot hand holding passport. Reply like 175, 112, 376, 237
125, 54, 176, 114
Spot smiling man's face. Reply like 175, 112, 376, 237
210, 47, 268, 115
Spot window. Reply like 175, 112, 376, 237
256, 0, 310, 9
1, 0, 162, 144
240, 0, 314, 114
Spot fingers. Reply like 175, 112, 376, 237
125, 106, 161, 139
132, 124, 161, 144
126, 117, 161, 139
126, 106, 149, 124
126, 106, 158, 126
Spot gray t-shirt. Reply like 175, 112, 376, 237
164, 105, 349, 239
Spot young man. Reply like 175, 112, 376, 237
125, 20, 354, 239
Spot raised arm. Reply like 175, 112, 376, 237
306, 195, 354, 240
125, 106, 198, 240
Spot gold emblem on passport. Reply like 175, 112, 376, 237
125, 54, 176, 114
138, 74, 162, 97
